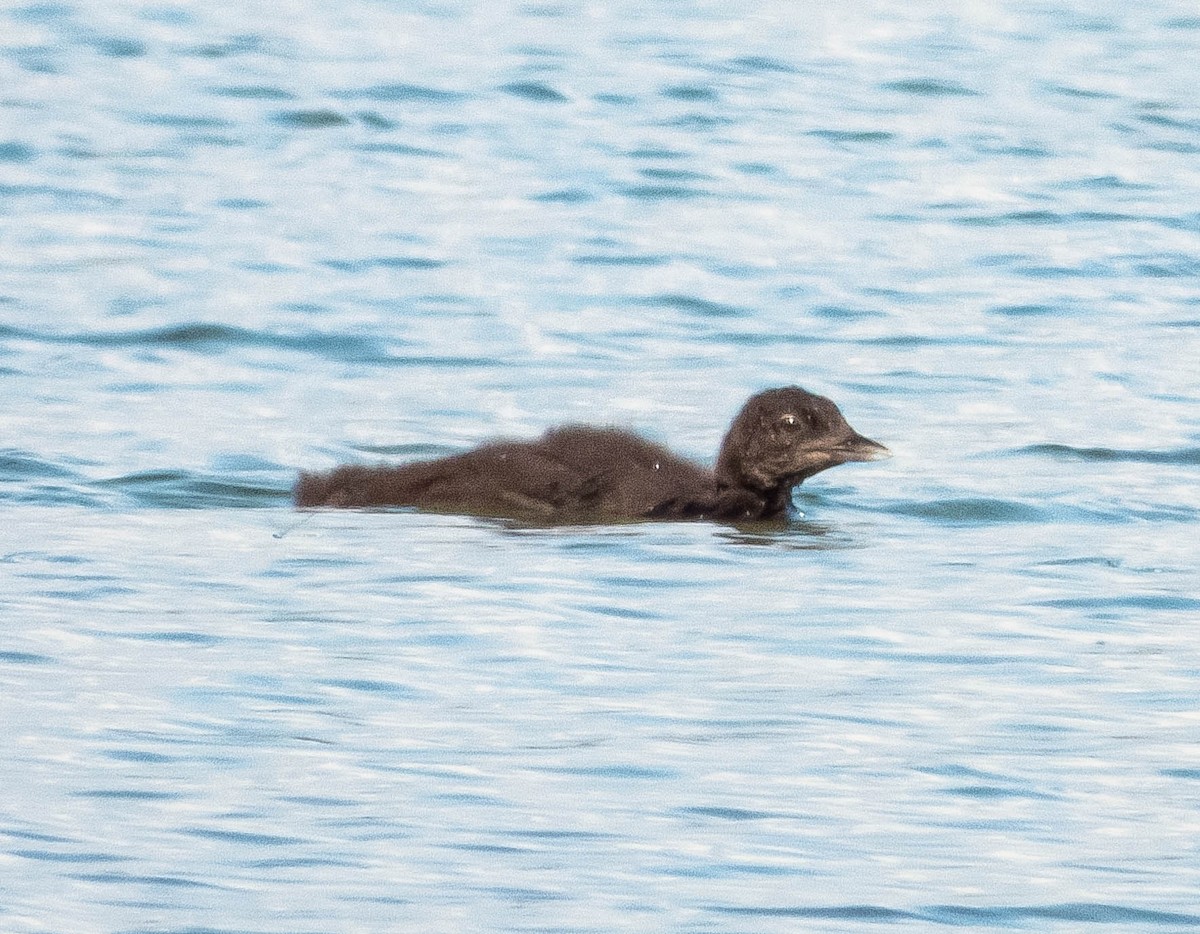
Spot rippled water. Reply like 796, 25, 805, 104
3, 1, 1200, 931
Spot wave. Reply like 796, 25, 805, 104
96, 468, 292, 509
0, 323, 495, 367
886, 497, 1050, 524
1, 450, 293, 509
0, 451, 105, 507
708, 902, 1200, 925
1016, 443, 1200, 466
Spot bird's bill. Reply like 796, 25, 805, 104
829, 431, 892, 463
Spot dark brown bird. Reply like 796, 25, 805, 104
295, 386, 890, 522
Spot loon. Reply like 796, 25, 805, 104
295, 386, 890, 522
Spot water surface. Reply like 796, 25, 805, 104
2, 1, 1199, 931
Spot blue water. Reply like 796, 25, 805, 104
3, 1, 1200, 930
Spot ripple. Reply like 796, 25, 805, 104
709, 902, 1200, 924
530, 187, 593, 203
1036, 595, 1200, 613
573, 253, 668, 267
0, 650, 55, 665
628, 146, 686, 160
928, 903, 1200, 925
808, 129, 895, 144
891, 498, 1049, 525
74, 789, 184, 800
1060, 174, 1155, 191
0, 449, 80, 481
183, 828, 305, 847
319, 678, 420, 698
883, 78, 981, 97
271, 109, 353, 128
215, 197, 269, 209
97, 468, 290, 509
335, 83, 468, 104
988, 303, 1059, 317
725, 55, 797, 75
621, 184, 706, 201
322, 256, 447, 271
103, 749, 177, 764
681, 806, 778, 821
0, 182, 122, 207
139, 113, 235, 130
1138, 112, 1200, 133
500, 81, 568, 103
541, 764, 677, 780
711, 905, 916, 920
638, 167, 710, 182
662, 84, 718, 102
13, 849, 126, 864
936, 784, 1059, 801
209, 84, 297, 101
635, 294, 747, 318
0, 141, 36, 163
956, 210, 1065, 226
811, 304, 887, 321
186, 35, 267, 59
119, 630, 225, 645
68, 871, 221, 889
662, 113, 732, 131
92, 37, 147, 58
4, 323, 394, 364
358, 141, 447, 158
0, 450, 99, 506
1017, 444, 1200, 466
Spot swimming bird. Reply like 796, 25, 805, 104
294, 386, 890, 522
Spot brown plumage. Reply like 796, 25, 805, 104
295, 386, 890, 522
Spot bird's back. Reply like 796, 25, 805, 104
295, 425, 722, 521
534, 426, 718, 518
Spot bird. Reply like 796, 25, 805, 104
294, 386, 889, 522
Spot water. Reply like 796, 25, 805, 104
3, 1, 1199, 930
